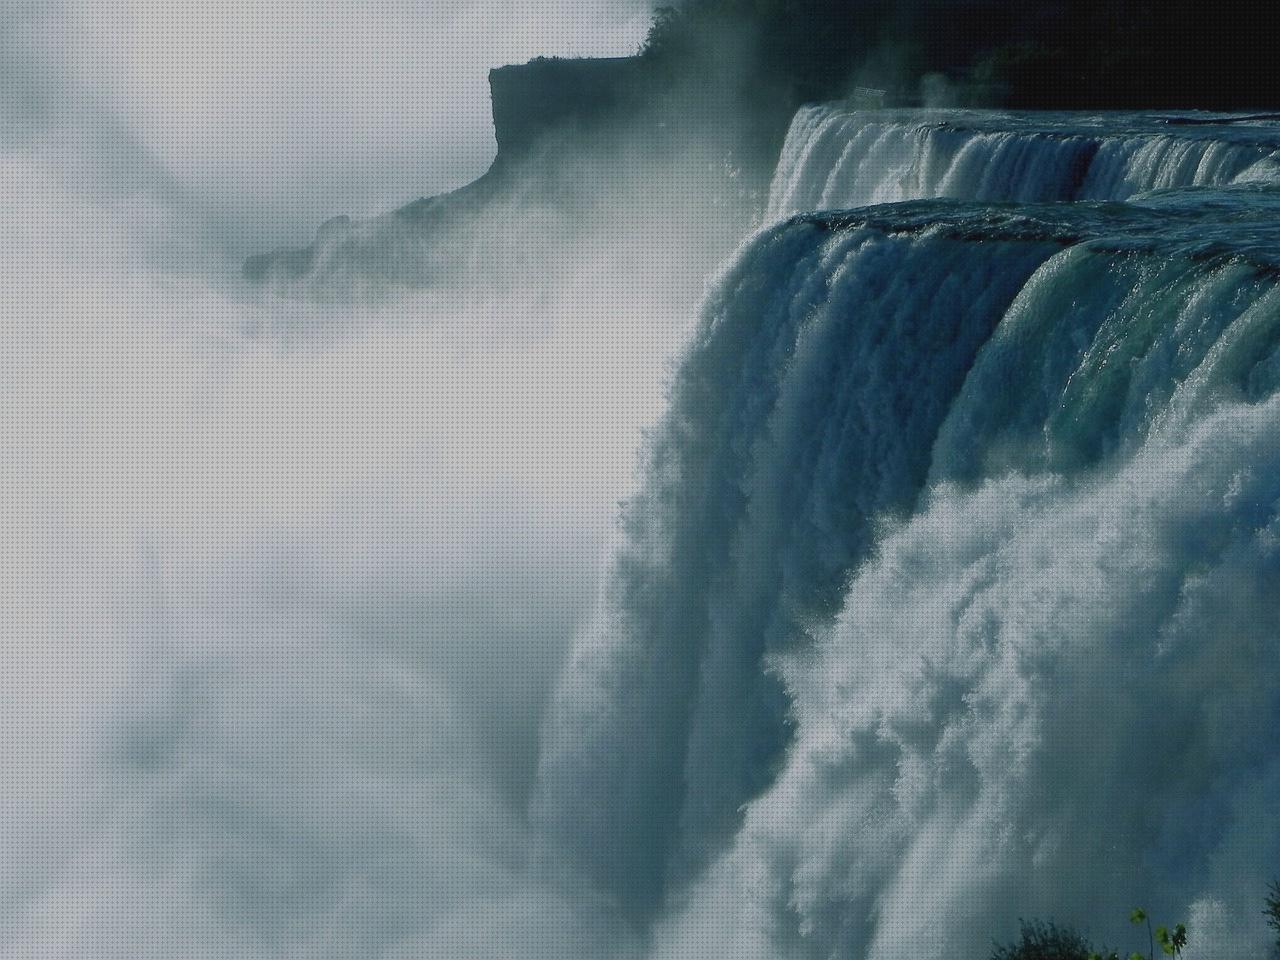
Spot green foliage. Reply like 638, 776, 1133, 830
987, 907, 1189, 960
1264, 880, 1280, 956
990, 920, 1096, 960
1087, 906, 1186, 960
1154, 924, 1188, 957
980, 883, 1280, 960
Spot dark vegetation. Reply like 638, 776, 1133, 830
990, 920, 1097, 960
640, 0, 1280, 114
1266, 881, 1280, 956
987, 906, 1196, 960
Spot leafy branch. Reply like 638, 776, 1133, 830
1086, 908, 1186, 960
1264, 880, 1280, 956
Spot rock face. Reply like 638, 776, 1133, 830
244, 57, 657, 288
487, 57, 650, 162
242, 55, 758, 294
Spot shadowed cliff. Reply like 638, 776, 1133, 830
243, 54, 763, 296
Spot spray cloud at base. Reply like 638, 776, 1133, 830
0, 18, 715, 945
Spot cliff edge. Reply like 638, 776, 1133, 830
487, 57, 652, 162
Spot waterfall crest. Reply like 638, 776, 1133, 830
768, 105, 1280, 219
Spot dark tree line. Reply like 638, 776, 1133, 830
641, 0, 1280, 113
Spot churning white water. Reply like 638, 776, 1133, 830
538, 113, 1280, 959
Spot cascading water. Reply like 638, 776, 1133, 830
535, 108, 1280, 959
767, 104, 1280, 219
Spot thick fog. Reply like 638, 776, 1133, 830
0, 2, 681, 957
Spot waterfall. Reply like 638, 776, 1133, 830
767, 105, 1280, 219
537, 120, 1280, 956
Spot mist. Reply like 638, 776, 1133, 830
0, 1, 689, 954
0, 151, 643, 958
5, 0, 652, 253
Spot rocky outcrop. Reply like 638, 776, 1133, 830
241, 55, 760, 293
487, 57, 650, 162
244, 57, 659, 286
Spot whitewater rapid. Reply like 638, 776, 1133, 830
536, 109, 1280, 959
